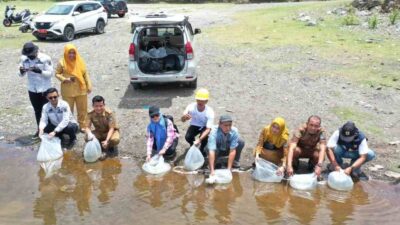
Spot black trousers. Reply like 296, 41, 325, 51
43, 122, 78, 141
28, 91, 48, 128
152, 137, 179, 160
185, 125, 208, 155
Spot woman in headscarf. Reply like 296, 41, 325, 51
55, 44, 92, 132
254, 117, 289, 174
146, 106, 179, 162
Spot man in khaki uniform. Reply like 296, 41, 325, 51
85, 95, 120, 158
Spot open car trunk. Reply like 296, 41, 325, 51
138, 27, 185, 74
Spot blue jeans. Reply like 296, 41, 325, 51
334, 145, 375, 173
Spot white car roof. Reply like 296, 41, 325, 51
130, 13, 188, 26
57, 1, 99, 6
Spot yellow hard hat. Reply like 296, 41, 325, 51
195, 88, 209, 100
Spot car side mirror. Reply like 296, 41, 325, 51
194, 28, 201, 35
72, 11, 80, 16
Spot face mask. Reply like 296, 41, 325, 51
27, 55, 36, 60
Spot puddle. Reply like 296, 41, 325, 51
0, 147, 399, 225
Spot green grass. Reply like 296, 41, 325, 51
331, 106, 383, 138
207, 0, 400, 88
0, 1, 57, 49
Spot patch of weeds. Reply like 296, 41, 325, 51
389, 9, 399, 25
331, 106, 383, 138
368, 14, 378, 29
343, 13, 359, 25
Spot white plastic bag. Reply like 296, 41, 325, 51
37, 134, 63, 162
142, 155, 171, 175
184, 145, 205, 171
252, 158, 283, 183
84, 138, 102, 163
209, 169, 232, 184
328, 170, 354, 191
289, 173, 318, 190
40, 157, 63, 179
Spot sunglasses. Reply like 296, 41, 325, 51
48, 96, 58, 100
150, 114, 160, 118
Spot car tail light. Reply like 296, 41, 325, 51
185, 42, 193, 60
129, 43, 135, 61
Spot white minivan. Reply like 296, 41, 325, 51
128, 13, 201, 89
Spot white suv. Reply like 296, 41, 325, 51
32, 1, 108, 41
128, 13, 201, 89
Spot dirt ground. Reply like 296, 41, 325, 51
0, 3, 399, 182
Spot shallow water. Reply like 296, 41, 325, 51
1, 147, 399, 225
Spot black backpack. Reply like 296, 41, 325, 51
163, 115, 179, 134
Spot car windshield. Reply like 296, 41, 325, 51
45, 5, 73, 15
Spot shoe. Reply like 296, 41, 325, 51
31, 131, 39, 140
232, 161, 241, 169
351, 170, 369, 181
99, 152, 107, 161
66, 139, 77, 149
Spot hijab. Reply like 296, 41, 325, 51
147, 114, 167, 152
262, 117, 289, 148
62, 44, 87, 90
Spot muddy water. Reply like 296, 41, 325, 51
1, 147, 399, 225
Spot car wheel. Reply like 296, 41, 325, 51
95, 20, 105, 34
3, 19, 11, 27
35, 36, 46, 41
131, 83, 141, 90
118, 13, 125, 18
62, 26, 74, 42
188, 78, 197, 89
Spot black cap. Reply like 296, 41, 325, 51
148, 106, 160, 117
22, 42, 38, 57
339, 121, 358, 142
219, 115, 233, 123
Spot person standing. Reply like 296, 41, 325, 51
39, 88, 78, 148
181, 88, 214, 156
85, 96, 120, 159
326, 121, 375, 179
55, 44, 92, 132
146, 106, 179, 161
18, 42, 53, 139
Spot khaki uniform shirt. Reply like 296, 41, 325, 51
86, 108, 118, 133
55, 61, 92, 97
291, 124, 326, 150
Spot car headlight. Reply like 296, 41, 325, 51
50, 21, 60, 27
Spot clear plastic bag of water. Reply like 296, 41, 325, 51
84, 137, 102, 163
142, 155, 171, 175
213, 169, 233, 184
252, 158, 283, 183
328, 170, 354, 191
184, 145, 205, 171
40, 157, 63, 178
37, 134, 63, 162
289, 173, 318, 190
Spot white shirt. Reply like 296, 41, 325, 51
327, 130, 369, 155
18, 53, 54, 93
183, 102, 214, 128
39, 99, 77, 133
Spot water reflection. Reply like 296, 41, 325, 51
325, 184, 369, 225
210, 173, 243, 224
254, 182, 288, 223
33, 152, 121, 225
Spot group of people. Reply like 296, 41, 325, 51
19, 41, 375, 179
19, 42, 120, 159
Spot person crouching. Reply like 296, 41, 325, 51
146, 106, 179, 162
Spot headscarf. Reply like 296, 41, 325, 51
262, 117, 289, 149
62, 44, 87, 90
147, 114, 167, 152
